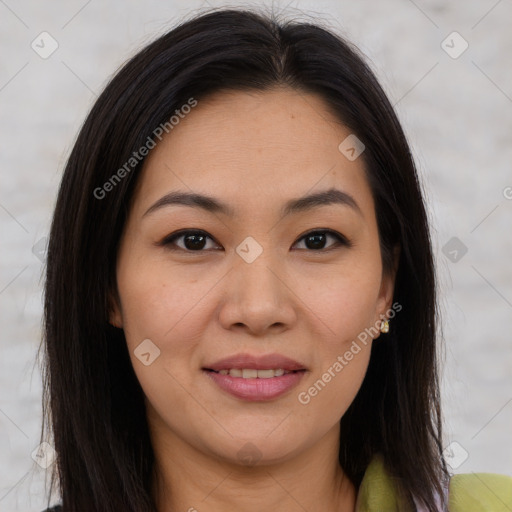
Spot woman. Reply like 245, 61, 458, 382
39, 7, 512, 511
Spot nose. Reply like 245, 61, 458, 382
218, 248, 297, 336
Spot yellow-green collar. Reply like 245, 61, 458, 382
355, 453, 512, 511
356, 453, 403, 511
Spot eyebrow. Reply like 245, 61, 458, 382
143, 187, 363, 219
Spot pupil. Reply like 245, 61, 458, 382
306, 233, 325, 250
185, 234, 206, 250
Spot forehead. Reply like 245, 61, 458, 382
131, 87, 375, 221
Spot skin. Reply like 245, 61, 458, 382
110, 87, 399, 512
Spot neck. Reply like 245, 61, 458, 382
150, 422, 357, 512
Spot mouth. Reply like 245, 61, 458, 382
202, 353, 307, 401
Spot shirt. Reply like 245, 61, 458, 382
357, 453, 512, 511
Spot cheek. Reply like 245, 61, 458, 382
309, 283, 378, 339
117, 269, 210, 424
293, 256, 381, 417
119, 269, 207, 359
297, 256, 382, 346
295, 281, 374, 426
301, 344, 372, 409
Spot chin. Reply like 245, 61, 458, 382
205, 431, 308, 468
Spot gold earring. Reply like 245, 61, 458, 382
380, 319, 390, 333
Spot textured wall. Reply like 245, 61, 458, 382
1, 1, 511, 510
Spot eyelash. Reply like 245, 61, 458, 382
159, 229, 352, 253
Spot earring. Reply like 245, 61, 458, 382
380, 319, 390, 333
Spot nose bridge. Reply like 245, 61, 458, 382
233, 238, 283, 303
219, 237, 295, 332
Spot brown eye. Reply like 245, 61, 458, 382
161, 230, 221, 251
292, 230, 351, 251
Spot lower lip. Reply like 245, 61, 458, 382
203, 370, 306, 401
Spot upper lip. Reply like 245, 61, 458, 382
204, 353, 307, 372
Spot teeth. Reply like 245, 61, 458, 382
216, 368, 290, 378
256, 369, 276, 379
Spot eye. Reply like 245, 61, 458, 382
159, 229, 351, 252
160, 230, 221, 252
292, 230, 351, 251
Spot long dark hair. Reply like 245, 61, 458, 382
40, 6, 449, 511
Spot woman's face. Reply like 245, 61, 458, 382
111, 87, 397, 466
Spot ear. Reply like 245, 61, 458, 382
375, 244, 400, 330
108, 286, 123, 329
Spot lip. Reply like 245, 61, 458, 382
202, 352, 308, 402
203, 369, 306, 401
204, 353, 307, 372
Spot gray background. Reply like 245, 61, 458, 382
1, 0, 511, 510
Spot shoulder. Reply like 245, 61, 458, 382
449, 472, 512, 510
41, 506, 62, 512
